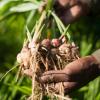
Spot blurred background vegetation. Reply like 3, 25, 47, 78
0, 0, 100, 100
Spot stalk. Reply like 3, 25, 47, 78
32, 11, 46, 43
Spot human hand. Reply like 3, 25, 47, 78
23, 49, 100, 94
54, 0, 90, 24
41, 56, 100, 94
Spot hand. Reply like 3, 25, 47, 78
23, 55, 100, 94
54, 0, 90, 24
41, 56, 100, 94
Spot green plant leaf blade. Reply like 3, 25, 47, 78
10, 3, 41, 12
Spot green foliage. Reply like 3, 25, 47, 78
0, 0, 100, 100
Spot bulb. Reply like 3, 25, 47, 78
17, 53, 22, 63
41, 39, 51, 48
51, 39, 60, 47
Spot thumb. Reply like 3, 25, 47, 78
40, 70, 70, 83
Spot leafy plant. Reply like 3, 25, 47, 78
0, 0, 100, 100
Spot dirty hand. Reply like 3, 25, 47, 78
41, 53, 100, 94
54, 0, 90, 24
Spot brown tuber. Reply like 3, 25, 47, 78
17, 36, 80, 100
51, 38, 61, 47
41, 39, 51, 48
17, 45, 31, 69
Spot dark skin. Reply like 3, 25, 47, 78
23, 0, 100, 94
41, 56, 100, 94
54, 0, 89, 25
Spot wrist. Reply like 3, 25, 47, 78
92, 49, 100, 74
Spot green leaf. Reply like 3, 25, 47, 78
50, 11, 65, 33
0, 0, 18, 9
18, 86, 31, 95
96, 93, 100, 100
63, 24, 70, 35
66, 32, 71, 41
0, 64, 19, 81
26, 26, 32, 42
10, 3, 41, 12
80, 41, 92, 56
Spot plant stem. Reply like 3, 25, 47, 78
32, 11, 46, 43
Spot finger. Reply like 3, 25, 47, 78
60, 4, 88, 25
41, 70, 71, 83
54, 82, 78, 94
63, 82, 78, 94
57, 0, 70, 7
57, 0, 78, 7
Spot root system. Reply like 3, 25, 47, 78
17, 34, 80, 100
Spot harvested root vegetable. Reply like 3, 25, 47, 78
41, 39, 51, 49
51, 38, 61, 47
17, 43, 31, 69
16, 9, 80, 100
17, 35, 80, 100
